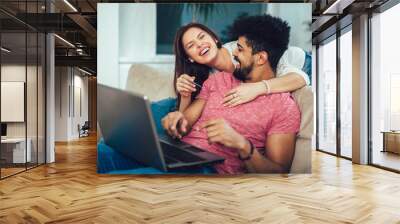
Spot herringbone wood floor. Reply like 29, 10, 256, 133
1, 135, 400, 224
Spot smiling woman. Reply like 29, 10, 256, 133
173, 23, 224, 107
182, 28, 219, 65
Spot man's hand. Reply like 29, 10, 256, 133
200, 118, 247, 149
161, 111, 189, 139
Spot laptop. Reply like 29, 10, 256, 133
97, 84, 224, 172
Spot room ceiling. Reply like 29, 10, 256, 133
0, 0, 98, 73
311, 0, 390, 43
1, 0, 393, 74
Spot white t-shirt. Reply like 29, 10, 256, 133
221, 41, 310, 85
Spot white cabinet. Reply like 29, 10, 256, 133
1, 138, 32, 163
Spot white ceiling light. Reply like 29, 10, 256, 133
323, 0, 354, 15
1, 47, 11, 53
78, 67, 92, 76
54, 34, 75, 48
63, 0, 78, 12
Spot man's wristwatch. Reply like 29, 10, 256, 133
238, 139, 254, 161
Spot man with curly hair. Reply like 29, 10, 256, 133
162, 15, 301, 174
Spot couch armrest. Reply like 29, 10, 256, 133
292, 86, 314, 139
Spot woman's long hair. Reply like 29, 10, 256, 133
173, 23, 222, 106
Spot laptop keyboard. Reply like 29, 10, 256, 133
160, 142, 204, 164
159, 134, 188, 148
159, 134, 205, 153
184, 146, 204, 153
164, 156, 178, 164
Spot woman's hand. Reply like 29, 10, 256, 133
176, 74, 196, 97
223, 82, 266, 107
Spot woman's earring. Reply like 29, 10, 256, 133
189, 58, 194, 63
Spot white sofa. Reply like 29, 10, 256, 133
125, 63, 313, 173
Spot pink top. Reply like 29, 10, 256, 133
182, 72, 301, 174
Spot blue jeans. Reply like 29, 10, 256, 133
97, 140, 216, 174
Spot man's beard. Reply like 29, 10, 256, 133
233, 61, 254, 82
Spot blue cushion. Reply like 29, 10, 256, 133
97, 141, 216, 174
302, 52, 312, 84
150, 97, 177, 134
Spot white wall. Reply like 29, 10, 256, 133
118, 4, 161, 89
1, 64, 46, 164
55, 67, 89, 141
72, 74, 89, 138
55, 67, 67, 141
119, 4, 156, 62
98, 3, 173, 90
98, 3, 120, 88
1, 65, 36, 137
1, 65, 27, 142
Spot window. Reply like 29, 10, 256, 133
370, 3, 400, 171
0, 1, 47, 179
390, 74, 400, 130
317, 36, 337, 154
339, 28, 352, 158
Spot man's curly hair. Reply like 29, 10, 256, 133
229, 14, 290, 72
